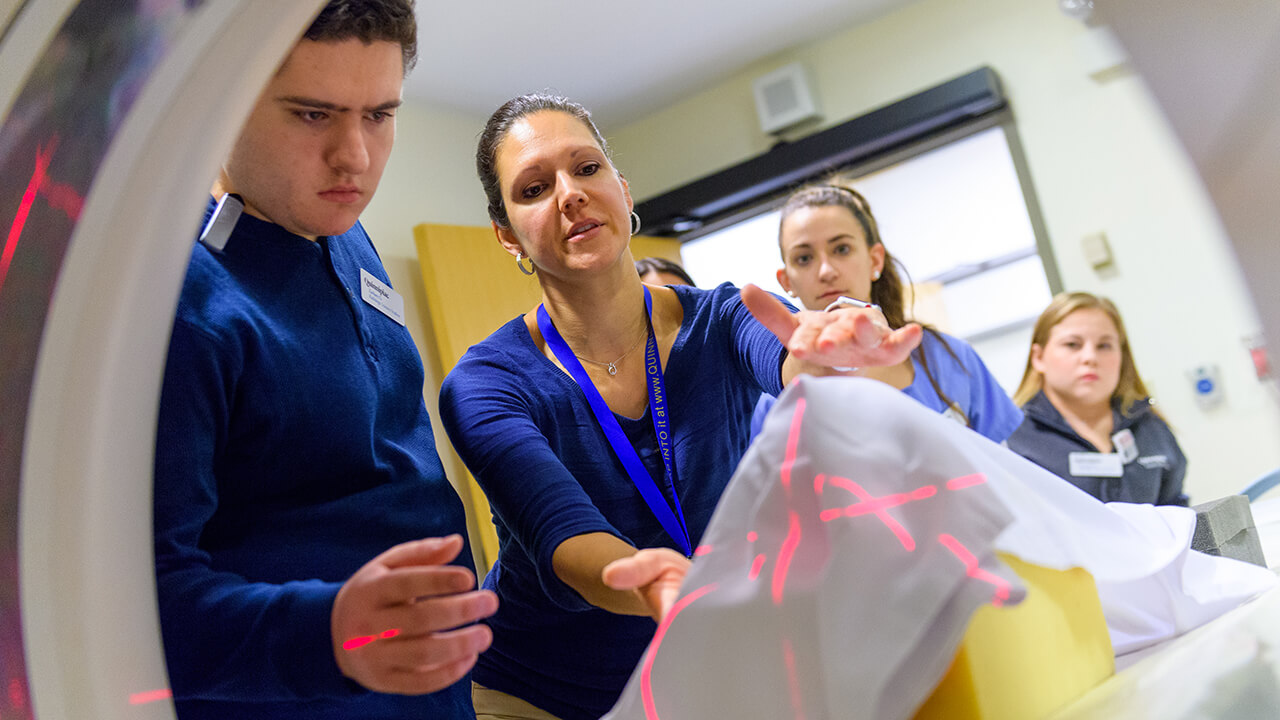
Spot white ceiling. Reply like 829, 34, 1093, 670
408, 0, 916, 128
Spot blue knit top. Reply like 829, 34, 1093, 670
440, 283, 786, 720
153, 203, 473, 719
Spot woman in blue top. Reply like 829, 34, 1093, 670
753, 182, 1023, 443
438, 94, 921, 720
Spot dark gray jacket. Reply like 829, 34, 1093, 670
1007, 390, 1189, 506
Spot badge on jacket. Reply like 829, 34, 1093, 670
1111, 428, 1138, 464
1069, 452, 1124, 478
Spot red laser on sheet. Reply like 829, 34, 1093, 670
128, 688, 173, 705
641, 396, 1001, 720
820, 479, 939, 551
946, 473, 986, 491
769, 400, 808, 604
938, 533, 1011, 607
782, 635, 806, 720
640, 582, 718, 720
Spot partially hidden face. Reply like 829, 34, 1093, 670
1032, 308, 1124, 408
640, 270, 692, 287
493, 110, 633, 277
776, 204, 885, 311
221, 38, 404, 240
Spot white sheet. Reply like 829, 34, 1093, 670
605, 377, 1277, 720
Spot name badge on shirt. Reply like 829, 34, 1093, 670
1069, 452, 1124, 478
1112, 428, 1139, 463
360, 268, 405, 326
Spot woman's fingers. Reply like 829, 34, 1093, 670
741, 284, 799, 344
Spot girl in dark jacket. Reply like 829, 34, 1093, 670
1006, 292, 1188, 505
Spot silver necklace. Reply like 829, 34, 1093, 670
574, 332, 647, 376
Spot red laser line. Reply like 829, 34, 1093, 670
641, 582, 718, 720
128, 688, 172, 705
694, 544, 713, 557
772, 511, 801, 604
938, 533, 1011, 607
779, 398, 806, 491
343, 626, 403, 650
0, 139, 57, 296
747, 531, 757, 543
782, 635, 807, 720
769, 397, 808, 604
342, 635, 376, 650
824, 478, 930, 551
813, 473, 825, 496
946, 473, 986, 491
749, 553, 767, 580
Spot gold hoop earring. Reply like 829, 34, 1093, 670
630, 211, 642, 236
515, 252, 536, 276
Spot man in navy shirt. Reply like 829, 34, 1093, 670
152, 2, 495, 718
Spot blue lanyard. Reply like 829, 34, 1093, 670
536, 286, 691, 556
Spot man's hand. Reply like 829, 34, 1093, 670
332, 535, 497, 695
601, 548, 691, 623
741, 284, 922, 371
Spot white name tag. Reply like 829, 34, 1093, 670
1112, 428, 1138, 463
1069, 452, 1124, 478
360, 268, 405, 326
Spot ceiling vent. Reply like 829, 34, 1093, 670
752, 62, 821, 135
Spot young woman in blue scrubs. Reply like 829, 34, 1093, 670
754, 183, 1023, 443
438, 94, 921, 720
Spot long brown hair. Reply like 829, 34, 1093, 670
778, 181, 967, 421
1013, 291, 1157, 417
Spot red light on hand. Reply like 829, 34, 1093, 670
342, 628, 401, 651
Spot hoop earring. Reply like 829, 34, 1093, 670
515, 251, 536, 276
630, 211, 642, 236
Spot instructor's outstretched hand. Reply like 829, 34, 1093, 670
741, 284, 921, 373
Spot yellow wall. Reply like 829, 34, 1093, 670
363, 0, 1280, 509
